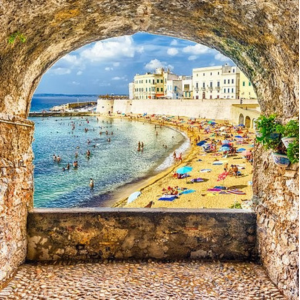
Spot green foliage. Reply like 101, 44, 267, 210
287, 139, 299, 164
229, 202, 242, 209
255, 114, 281, 150
8, 32, 26, 44
276, 120, 299, 138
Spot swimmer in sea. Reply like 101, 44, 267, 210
90, 178, 94, 189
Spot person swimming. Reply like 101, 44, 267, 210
89, 178, 94, 189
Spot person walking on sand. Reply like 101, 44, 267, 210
90, 178, 94, 189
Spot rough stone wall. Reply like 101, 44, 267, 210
0, 1, 298, 298
0, 114, 34, 287
253, 144, 299, 299
27, 209, 257, 262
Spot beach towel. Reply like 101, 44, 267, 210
207, 188, 222, 192
158, 195, 178, 201
179, 189, 196, 195
214, 186, 226, 190
207, 193, 217, 197
200, 169, 212, 172
219, 191, 230, 194
190, 178, 204, 183
227, 189, 246, 195
127, 191, 141, 204
212, 162, 223, 165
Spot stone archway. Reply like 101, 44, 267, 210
245, 116, 251, 128
0, 1, 298, 298
239, 113, 244, 125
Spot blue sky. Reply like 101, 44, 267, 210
35, 32, 234, 95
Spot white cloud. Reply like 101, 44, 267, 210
105, 67, 113, 71
215, 52, 231, 62
188, 55, 197, 61
71, 81, 80, 85
167, 48, 178, 56
113, 62, 120, 67
51, 68, 71, 75
182, 44, 210, 55
76, 71, 82, 75
170, 40, 178, 46
62, 54, 82, 66
144, 59, 174, 71
112, 76, 127, 81
81, 36, 144, 62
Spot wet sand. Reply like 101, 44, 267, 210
107, 114, 254, 210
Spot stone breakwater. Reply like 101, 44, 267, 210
27, 209, 257, 262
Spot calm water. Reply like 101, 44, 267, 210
31, 116, 188, 208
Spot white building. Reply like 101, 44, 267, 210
182, 76, 193, 99
128, 82, 134, 100
192, 64, 240, 100
166, 79, 183, 99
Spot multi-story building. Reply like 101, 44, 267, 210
192, 64, 240, 100
239, 72, 257, 100
182, 76, 193, 99
128, 82, 134, 100
132, 68, 165, 100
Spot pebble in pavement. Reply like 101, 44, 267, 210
0, 260, 285, 299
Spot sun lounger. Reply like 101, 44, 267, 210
190, 178, 204, 183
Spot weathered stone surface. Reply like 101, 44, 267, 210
27, 209, 257, 261
0, 115, 34, 288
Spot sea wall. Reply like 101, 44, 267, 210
97, 99, 259, 120
27, 208, 257, 262
0, 114, 34, 287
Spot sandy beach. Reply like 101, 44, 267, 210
112, 114, 254, 210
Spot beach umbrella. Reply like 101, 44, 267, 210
176, 166, 193, 174
222, 140, 230, 145
219, 126, 226, 131
235, 135, 243, 138
219, 145, 231, 152
238, 124, 245, 127
217, 171, 229, 187
237, 148, 246, 152
197, 140, 207, 146
179, 189, 196, 195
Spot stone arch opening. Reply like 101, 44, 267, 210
0, 1, 298, 298
245, 116, 251, 128
239, 113, 244, 125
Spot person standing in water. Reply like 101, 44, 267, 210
90, 178, 94, 189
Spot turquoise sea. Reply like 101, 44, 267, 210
31, 115, 189, 208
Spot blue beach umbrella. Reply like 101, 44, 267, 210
179, 189, 196, 195
235, 135, 243, 138
219, 145, 231, 152
197, 140, 207, 146
238, 124, 245, 127
237, 148, 246, 152
176, 166, 193, 174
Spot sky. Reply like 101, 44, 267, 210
35, 32, 235, 95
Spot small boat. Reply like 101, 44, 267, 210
127, 191, 141, 204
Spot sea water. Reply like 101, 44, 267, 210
31, 116, 188, 208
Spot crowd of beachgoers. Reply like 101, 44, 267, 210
112, 113, 255, 210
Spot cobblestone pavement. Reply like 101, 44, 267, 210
0, 260, 285, 299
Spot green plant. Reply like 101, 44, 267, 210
287, 139, 299, 163
8, 32, 26, 44
229, 202, 242, 209
276, 120, 299, 138
255, 114, 281, 150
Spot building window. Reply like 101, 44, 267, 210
243, 81, 245, 86
153, 80, 155, 84
228, 79, 230, 84
161, 88, 163, 92
202, 82, 205, 88
224, 79, 226, 84
233, 69, 235, 73
228, 88, 230, 93
217, 81, 220, 87
224, 89, 226, 93
210, 95, 212, 99
152, 87, 155, 91
218, 72, 219, 75
232, 88, 234, 93
145, 80, 147, 83
196, 82, 199, 88
210, 72, 212, 75
210, 82, 213, 87
249, 82, 252, 86
232, 79, 234, 84
157, 88, 159, 92
203, 73, 205, 76
161, 80, 163, 83
157, 79, 159, 83
217, 95, 219, 99
146, 88, 147, 92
